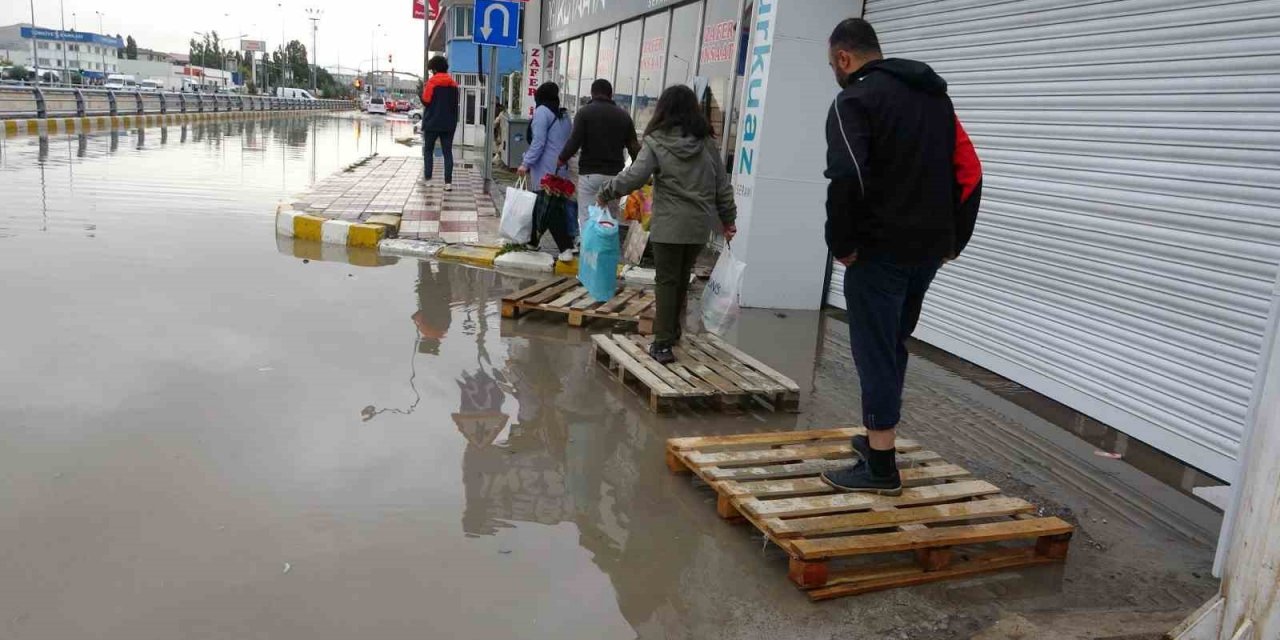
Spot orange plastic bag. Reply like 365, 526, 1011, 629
622, 184, 653, 224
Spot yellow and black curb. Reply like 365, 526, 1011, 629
275, 206, 397, 249
2, 109, 346, 138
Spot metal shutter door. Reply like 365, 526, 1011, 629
851, 0, 1280, 481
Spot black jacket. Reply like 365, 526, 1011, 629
558, 97, 641, 175
420, 72, 460, 132
825, 58, 983, 263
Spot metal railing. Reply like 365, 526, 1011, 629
0, 84, 354, 120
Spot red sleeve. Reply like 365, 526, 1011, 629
422, 76, 436, 104
952, 116, 983, 258
954, 117, 981, 202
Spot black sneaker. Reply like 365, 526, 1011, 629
851, 434, 871, 461
820, 461, 903, 496
649, 343, 675, 365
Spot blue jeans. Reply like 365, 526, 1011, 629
422, 128, 454, 183
843, 256, 941, 430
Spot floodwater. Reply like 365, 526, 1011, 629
0, 115, 1221, 639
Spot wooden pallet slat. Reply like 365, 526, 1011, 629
593, 334, 802, 414
502, 277, 654, 332
664, 427, 1073, 600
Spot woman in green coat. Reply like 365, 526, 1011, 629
598, 85, 737, 364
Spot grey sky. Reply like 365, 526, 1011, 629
3, 0, 434, 75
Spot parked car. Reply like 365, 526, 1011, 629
367, 96, 387, 115
104, 74, 138, 90
139, 79, 163, 92
409, 107, 423, 123
275, 87, 317, 100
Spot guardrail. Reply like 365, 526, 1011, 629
0, 85, 353, 120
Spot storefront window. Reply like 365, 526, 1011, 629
555, 42, 568, 88
564, 38, 582, 114
700, 0, 741, 144
614, 20, 642, 116
596, 26, 618, 92
579, 33, 598, 109
635, 11, 671, 134
666, 2, 702, 88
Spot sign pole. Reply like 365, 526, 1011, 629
483, 45, 496, 195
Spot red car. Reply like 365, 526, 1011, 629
387, 99, 410, 112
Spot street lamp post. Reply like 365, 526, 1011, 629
95, 12, 106, 77
59, 0, 68, 83
305, 8, 321, 95
28, 0, 37, 83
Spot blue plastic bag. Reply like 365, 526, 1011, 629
578, 206, 621, 302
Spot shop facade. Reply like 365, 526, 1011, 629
524, 0, 1280, 484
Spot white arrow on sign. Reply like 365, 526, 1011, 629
479, 2, 512, 40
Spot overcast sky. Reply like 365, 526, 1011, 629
3, 0, 435, 75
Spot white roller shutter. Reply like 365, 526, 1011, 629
830, 0, 1280, 481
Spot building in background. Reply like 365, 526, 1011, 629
0, 23, 123, 80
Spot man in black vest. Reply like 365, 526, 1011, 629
558, 79, 641, 238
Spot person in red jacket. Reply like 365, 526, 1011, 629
820, 18, 983, 496
420, 55, 460, 190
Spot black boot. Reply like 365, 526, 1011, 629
851, 434, 871, 461
649, 343, 675, 365
820, 461, 903, 496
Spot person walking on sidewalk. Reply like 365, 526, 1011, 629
598, 85, 737, 365
519, 82, 575, 259
420, 55, 460, 191
557, 79, 641, 239
819, 18, 983, 496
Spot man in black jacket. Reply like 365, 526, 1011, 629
820, 18, 983, 495
558, 79, 641, 236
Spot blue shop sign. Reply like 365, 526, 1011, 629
20, 27, 124, 48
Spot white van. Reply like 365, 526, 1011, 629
274, 87, 317, 101
367, 95, 387, 115
105, 74, 139, 90
139, 79, 163, 92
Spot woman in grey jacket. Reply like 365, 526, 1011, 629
598, 85, 737, 364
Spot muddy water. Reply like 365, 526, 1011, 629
0, 115, 1220, 639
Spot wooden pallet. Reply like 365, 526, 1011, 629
590, 333, 801, 413
665, 427, 1074, 600
502, 276, 655, 334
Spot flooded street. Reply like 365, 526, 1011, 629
1, 115, 1221, 639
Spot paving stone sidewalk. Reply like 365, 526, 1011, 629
293, 155, 498, 245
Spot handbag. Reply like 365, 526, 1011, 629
578, 206, 622, 302
499, 177, 537, 243
701, 243, 746, 336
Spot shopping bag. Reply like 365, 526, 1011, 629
578, 206, 622, 302
701, 244, 746, 336
622, 184, 653, 223
500, 177, 537, 243
531, 190, 573, 250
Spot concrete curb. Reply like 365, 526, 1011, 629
2, 109, 347, 138
276, 207, 387, 248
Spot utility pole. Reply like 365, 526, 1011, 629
59, 0, 68, 83
305, 8, 320, 95
482, 46, 496, 195
28, 0, 37, 83
95, 12, 106, 77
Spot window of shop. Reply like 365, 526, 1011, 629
555, 42, 567, 87
635, 11, 671, 133
700, 0, 741, 145
596, 26, 618, 91
564, 38, 582, 113
666, 2, 702, 88
578, 33, 598, 109
614, 19, 642, 116
453, 6, 474, 39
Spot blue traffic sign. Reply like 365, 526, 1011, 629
473, 0, 520, 48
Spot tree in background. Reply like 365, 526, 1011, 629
284, 40, 309, 86
188, 32, 227, 69
125, 36, 138, 60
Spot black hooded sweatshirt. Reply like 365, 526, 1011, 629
824, 58, 983, 263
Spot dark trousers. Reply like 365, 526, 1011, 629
422, 128, 455, 183
652, 242, 702, 346
843, 256, 941, 430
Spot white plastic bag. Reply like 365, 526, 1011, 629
500, 177, 537, 243
701, 244, 746, 336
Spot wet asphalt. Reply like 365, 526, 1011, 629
0, 114, 1221, 639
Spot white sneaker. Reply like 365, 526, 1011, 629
444, 183, 453, 192
558, 250, 575, 263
